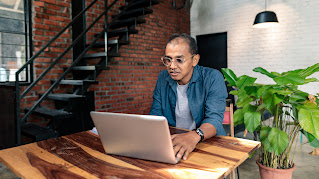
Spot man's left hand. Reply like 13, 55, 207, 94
171, 131, 200, 160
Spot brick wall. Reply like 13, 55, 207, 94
26, 0, 190, 118
191, 0, 319, 95
89, 0, 190, 114
19, 0, 73, 123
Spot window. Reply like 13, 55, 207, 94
0, 0, 31, 82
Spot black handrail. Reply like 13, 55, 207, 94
20, 1, 120, 123
15, 0, 124, 145
16, 0, 100, 99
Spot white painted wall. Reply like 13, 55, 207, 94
191, 0, 319, 95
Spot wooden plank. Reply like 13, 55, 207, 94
67, 132, 224, 178
66, 137, 145, 171
37, 137, 164, 178
205, 136, 261, 154
0, 130, 260, 179
65, 131, 260, 179
0, 143, 99, 179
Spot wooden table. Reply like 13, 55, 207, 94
0, 128, 260, 179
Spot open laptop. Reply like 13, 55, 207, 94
90, 111, 181, 164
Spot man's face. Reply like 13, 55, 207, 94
164, 38, 199, 85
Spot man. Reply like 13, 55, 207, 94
150, 33, 228, 161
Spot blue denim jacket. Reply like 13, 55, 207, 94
150, 65, 227, 136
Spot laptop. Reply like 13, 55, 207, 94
90, 111, 181, 164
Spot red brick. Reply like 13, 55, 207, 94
47, 4, 61, 11
49, 16, 65, 21
27, 0, 189, 124
41, 0, 56, 4
44, 19, 60, 26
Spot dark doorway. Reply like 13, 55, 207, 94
196, 32, 227, 72
197, 32, 235, 105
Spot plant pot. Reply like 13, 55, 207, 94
256, 159, 296, 179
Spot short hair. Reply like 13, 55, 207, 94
166, 33, 198, 55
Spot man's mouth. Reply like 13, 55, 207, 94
170, 71, 179, 76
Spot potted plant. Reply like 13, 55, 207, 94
221, 63, 319, 179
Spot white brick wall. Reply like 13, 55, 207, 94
191, 0, 319, 95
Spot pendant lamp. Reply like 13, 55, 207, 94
253, 0, 279, 28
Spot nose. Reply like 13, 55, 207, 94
169, 60, 178, 69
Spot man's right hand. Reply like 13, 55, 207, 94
171, 131, 201, 160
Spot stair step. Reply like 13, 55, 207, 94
47, 93, 85, 102
120, 0, 159, 11
83, 52, 107, 59
113, 7, 153, 20
95, 28, 138, 39
83, 52, 120, 58
90, 39, 129, 48
71, 66, 110, 71
25, 107, 72, 120
108, 28, 131, 38
109, 17, 145, 29
22, 123, 58, 141
52, 80, 98, 85
72, 66, 96, 71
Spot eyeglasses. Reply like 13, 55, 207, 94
161, 55, 194, 67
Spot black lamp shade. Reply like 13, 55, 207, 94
253, 11, 278, 26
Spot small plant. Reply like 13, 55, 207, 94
222, 63, 319, 169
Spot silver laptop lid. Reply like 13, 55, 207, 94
90, 111, 178, 164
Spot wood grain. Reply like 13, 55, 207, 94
0, 129, 260, 179
0, 142, 99, 179
26, 152, 85, 179
37, 137, 165, 178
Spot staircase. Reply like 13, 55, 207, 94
16, 0, 159, 144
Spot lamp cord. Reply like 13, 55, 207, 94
265, 0, 267, 10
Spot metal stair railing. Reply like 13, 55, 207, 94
14, 0, 129, 145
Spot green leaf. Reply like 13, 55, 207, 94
260, 126, 272, 141
221, 68, 238, 87
301, 130, 319, 148
301, 129, 315, 142
253, 67, 278, 78
234, 104, 257, 126
271, 72, 281, 76
244, 111, 261, 133
260, 126, 274, 153
236, 93, 252, 107
229, 90, 239, 95
299, 104, 319, 139
304, 77, 319, 84
289, 93, 308, 103
244, 86, 258, 96
299, 63, 319, 78
256, 85, 267, 99
233, 108, 244, 126
262, 90, 284, 111
271, 88, 294, 96
273, 73, 305, 86
268, 128, 289, 155
310, 138, 319, 148
236, 75, 257, 89
256, 103, 266, 112
248, 150, 256, 158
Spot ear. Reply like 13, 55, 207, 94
192, 54, 200, 67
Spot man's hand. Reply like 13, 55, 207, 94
171, 131, 201, 160
171, 124, 217, 161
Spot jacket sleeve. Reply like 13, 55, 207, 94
149, 72, 164, 116
202, 70, 228, 136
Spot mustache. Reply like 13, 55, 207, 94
169, 70, 180, 73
